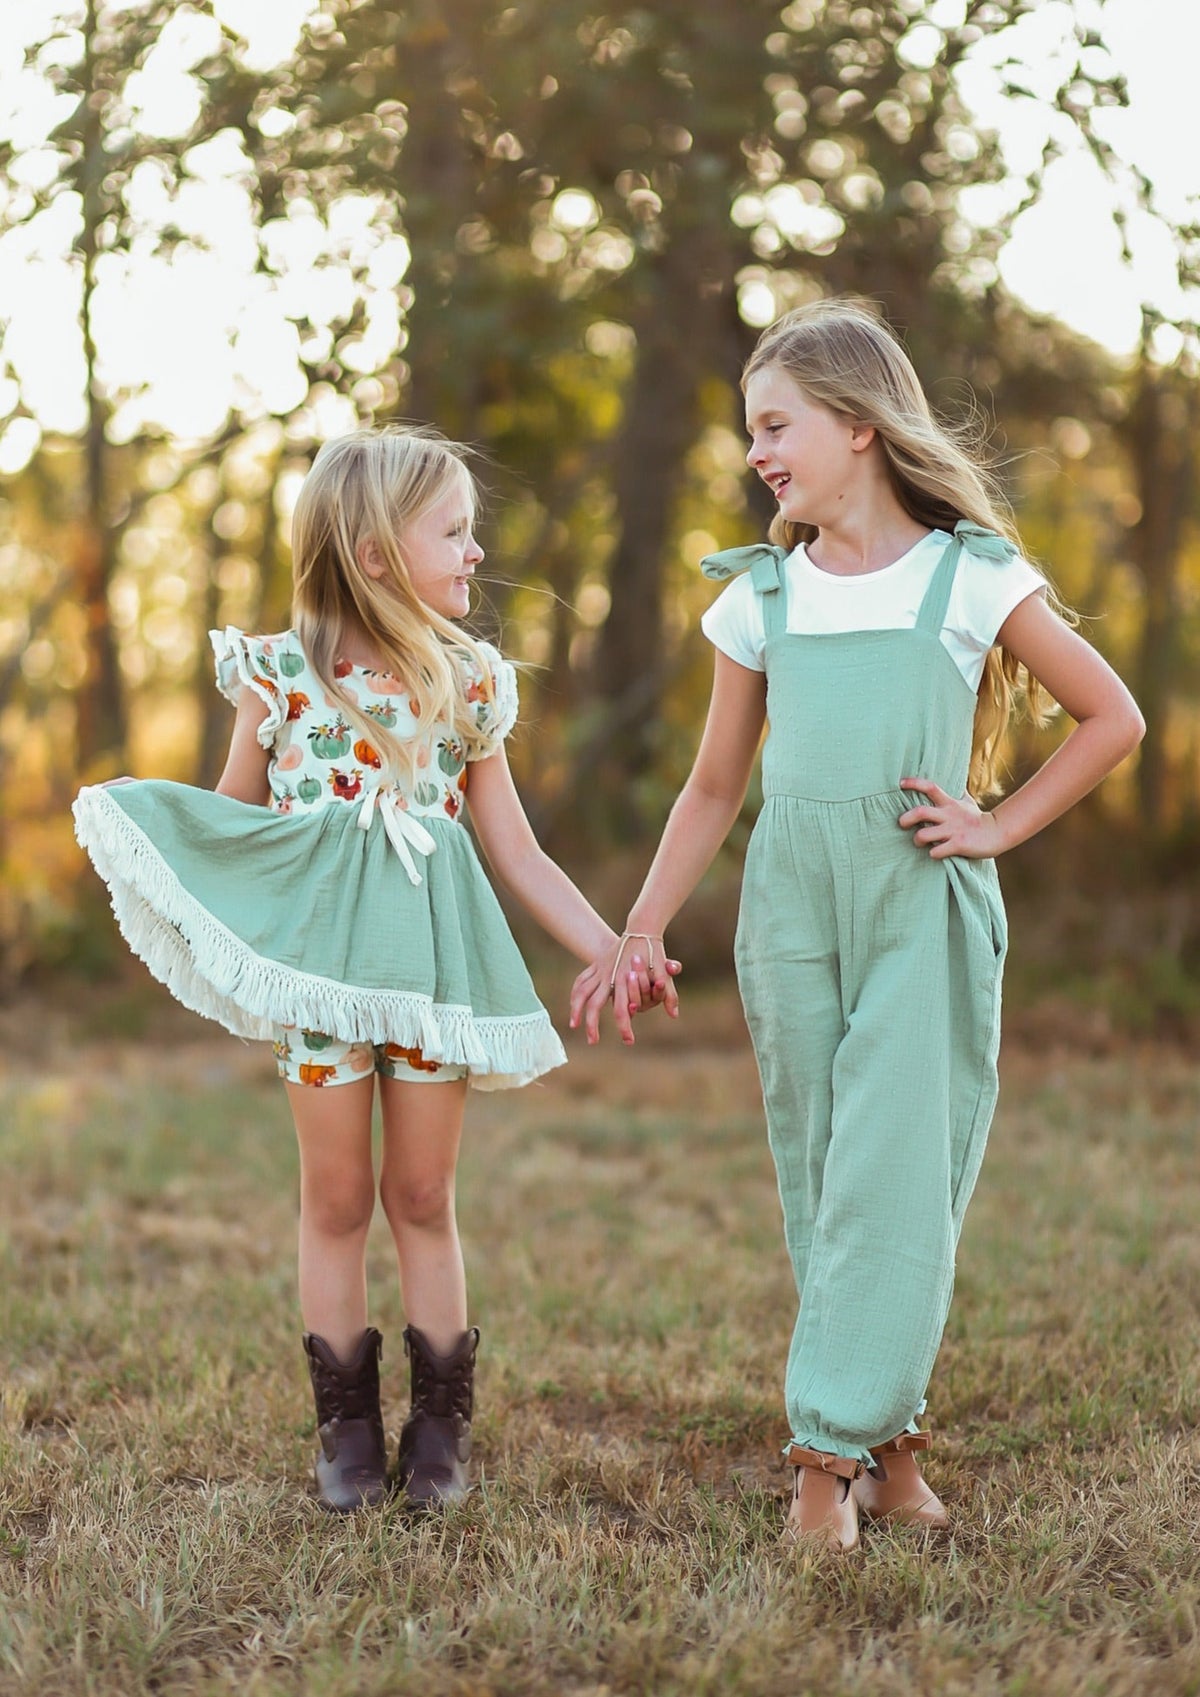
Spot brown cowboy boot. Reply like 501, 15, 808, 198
395, 1324, 478, 1507
783, 1445, 865, 1553
303, 1328, 388, 1513
852, 1432, 949, 1529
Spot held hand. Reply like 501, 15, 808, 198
569, 955, 625, 1046
898, 778, 1005, 860
623, 942, 682, 1023
568, 947, 639, 1047
568, 935, 682, 1047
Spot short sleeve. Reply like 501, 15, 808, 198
209, 626, 296, 750
699, 575, 767, 671
949, 554, 1046, 659
463, 640, 519, 758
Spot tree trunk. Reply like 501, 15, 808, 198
194, 512, 227, 788
1123, 367, 1197, 833
388, 5, 483, 432
75, 403, 126, 774
74, 0, 126, 775
586, 270, 710, 813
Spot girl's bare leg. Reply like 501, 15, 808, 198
378, 1075, 469, 1351
287, 1076, 377, 1360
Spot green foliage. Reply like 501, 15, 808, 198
0, 0, 1198, 973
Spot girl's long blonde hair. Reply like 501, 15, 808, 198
290, 425, 497, 781
743, 296, 1060, 797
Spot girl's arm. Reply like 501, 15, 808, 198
899, 592, 1146, 858
465, 742, 621, 969
570, 650, 768, 1043
215, 691, 272, 805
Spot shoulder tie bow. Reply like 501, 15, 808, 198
952, 519, 1018, 564
700, 543, 789, 594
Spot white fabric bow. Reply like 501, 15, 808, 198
355, 786, 438, 886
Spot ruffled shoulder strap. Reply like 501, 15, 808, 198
210, 626, 301, 749
916, 520, 1022, 635
951, 519, 1018, 564
701, 543, 790, 640
700, 543, 788, 593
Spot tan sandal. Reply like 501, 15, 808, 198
783, 1445, 864, 1553
852, 1432, 949, 1530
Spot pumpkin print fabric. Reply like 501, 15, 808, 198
71, 626, 565, 1092
271, 1026, 468, 1087
212, 627, 518, 824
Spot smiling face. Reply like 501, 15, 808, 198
744, 364, 873, 528
395, 472, 483, 621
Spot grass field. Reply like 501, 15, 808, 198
1, 983, 1198, 1696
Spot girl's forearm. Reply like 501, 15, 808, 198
990, 706, 1144, 853
626, 780, 745, 935
492, 845, 617, 963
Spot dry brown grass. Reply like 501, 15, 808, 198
1, 982, 1198, 1695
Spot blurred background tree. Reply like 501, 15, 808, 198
0, 0, 1196, 1025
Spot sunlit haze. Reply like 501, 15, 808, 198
0, 0, 1193, 473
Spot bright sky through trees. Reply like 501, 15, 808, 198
960, 0, 1200, 358
0, 0, 1195, 476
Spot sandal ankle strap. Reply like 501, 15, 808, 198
870, 1431, 932, 1457
785, 1444, 865, 1481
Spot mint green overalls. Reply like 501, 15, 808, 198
702, 524, 1009, 1465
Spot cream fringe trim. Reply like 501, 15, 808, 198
72, 785, 566, 1092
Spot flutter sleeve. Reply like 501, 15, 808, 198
464, 640, 519, 758
209, 626, 294, 750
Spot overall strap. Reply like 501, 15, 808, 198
914, 536, 962, 635
916, 520, 1020, 635
760, 549, 789, 641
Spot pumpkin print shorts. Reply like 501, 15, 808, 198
271, 1026, 469, 1088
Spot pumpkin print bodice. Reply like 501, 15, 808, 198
212, 627, 518, 826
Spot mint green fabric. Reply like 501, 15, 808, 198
705, 531, 1006, 1463
72, 780, 565, 1091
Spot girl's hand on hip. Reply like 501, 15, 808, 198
898, 778, 1004, 860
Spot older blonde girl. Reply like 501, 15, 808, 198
573, 297, 1144, 1551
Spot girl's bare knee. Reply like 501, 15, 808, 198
381, 1172, 455, 1231
302, 1178, 376, 1240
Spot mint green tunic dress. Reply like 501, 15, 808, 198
703, 526, 1008, 1463
72, 628, 565, 1092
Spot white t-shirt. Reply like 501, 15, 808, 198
700, 529, 1045, 693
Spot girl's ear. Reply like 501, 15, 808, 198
357, 536, 386, 580
849, 421, 877, 453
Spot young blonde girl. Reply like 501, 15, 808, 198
572, 298, 1144, 1552
75, 426, 620, 1512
